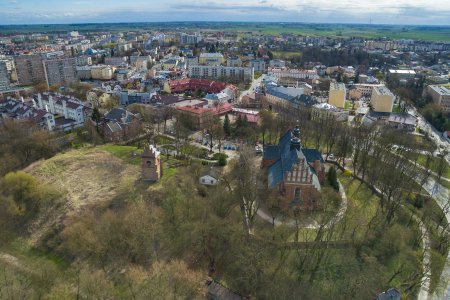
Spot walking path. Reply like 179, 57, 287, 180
256, 179, 348, 230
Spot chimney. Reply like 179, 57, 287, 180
20, 96, 24, 103
62, 100, 68, 119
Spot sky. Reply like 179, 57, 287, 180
1, 0, 450, 25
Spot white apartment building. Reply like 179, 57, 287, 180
35, 93, 86, 130
188, 65, 254, 82
268, 67, 319, 80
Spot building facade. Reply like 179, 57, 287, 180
427, 85, 450, 112
141, 145, 161, 181
328, 82, 346, 108
371, 86, 395, 113
199, 53, 225, 66
43, 58, 77, 87
14, 55, 46, 85
188, 65, 254, 82
262, 126, 325, 212
0, 61, 11, 91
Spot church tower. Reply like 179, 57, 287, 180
290, 125, 301, 151
141, 144, 161, 182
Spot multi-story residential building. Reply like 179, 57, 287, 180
350, 84, 385, 98
188, 65, 254, 82
199, 53, 225, 66
130, 55, 150, 71
116, 69, 132, 81
91, 65, 114, 80
371, 86, 395, 113
75, 55, 92, 66
105, 57, 127, 66
388, 69, 416, 79
179, 33, 202, 45
43, 58, 77, 87
76, 66, 92, 80
118, 91, 153, 106
14, 55, 46, 85
185, 56, 199, 67
328, 82, 346, 108
0, 97, 55, 131
427, 85, 450, 112
35, 93, 87, 131
250, 59, 266, 72
269, 59, 286, 68
0, 61, 11, 91
227, 56, 242, 67
268, 68, 319, 85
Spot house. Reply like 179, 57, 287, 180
386, 113, 416, 131
262, 126, 325, 212
241, 92, 263, 108
0, 97, 55, 131
102, 108, 142, 142
199, 168, 219, 186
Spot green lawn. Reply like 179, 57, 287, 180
100, 145, 143, 165
416, 153, 450, 179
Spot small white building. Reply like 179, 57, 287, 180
199, 169, 219, 186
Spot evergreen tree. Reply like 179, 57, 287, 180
327, 166, 339, 191
223, 114, 231, 136
91, 107, 102, 132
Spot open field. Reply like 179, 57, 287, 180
1, 22, 449, 41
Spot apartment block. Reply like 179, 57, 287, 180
179, 33, 202, 45
188, 65, 254, 82
0, 61, 11, 91
427, 85, 450, 112
14, 55, 46, 85
91, 65, 114, 80
199, 53, 225, 66
43, 58, 77, 87
371, 86, 395, 113
328, 82, 346, 108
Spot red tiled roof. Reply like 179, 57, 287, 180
176, 105, 211, 115
168, 78, 235, 94
211, 103, 233, 116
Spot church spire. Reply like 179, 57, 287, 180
290, 125, 301, 151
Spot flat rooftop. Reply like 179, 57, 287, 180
330, 82, 346, 91
373, 85, 394, 96
430, 85, 450, 96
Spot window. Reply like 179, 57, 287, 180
210, 180, 214, 184
202, 179, 205, 183
294, 188, 301, 201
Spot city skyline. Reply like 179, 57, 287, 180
1, 0, 450, 25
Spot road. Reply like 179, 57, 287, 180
237, 74, 265, 104
409, 106, 450, 164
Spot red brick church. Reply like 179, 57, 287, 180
262, 126, 325, 212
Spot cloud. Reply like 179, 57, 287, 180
0, 0, 449, 25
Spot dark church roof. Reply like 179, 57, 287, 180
303, 149, 324, 164
264, 128, 322, 190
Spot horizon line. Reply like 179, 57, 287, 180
1, 20, 450, 27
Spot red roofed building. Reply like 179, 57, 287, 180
211, 103, 233, 116
176, 105, 214, 129
164, 78, 236, 96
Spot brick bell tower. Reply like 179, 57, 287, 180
141, 144, 161, 182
